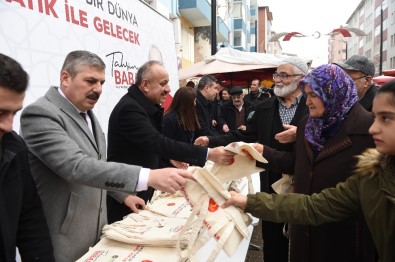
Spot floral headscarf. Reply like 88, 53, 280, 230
299, 64, 359, 154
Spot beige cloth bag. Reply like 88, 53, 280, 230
76, 237, 179, 262
147, 191, 192, 219
271, 174, 294, 194
102, 210, 192, 248
178, 142, 267, 262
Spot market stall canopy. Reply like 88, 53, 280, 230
383, 69, 395, 77
179, 48, 282, 86
373, 75, 395, 86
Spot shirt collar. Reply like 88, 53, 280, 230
58, 88, 86, 113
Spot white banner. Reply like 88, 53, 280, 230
0, 0, 179, 135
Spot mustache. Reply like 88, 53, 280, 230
87, 92, 100, 100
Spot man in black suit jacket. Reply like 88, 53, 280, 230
195, 56, 310, 262
107, 61, 235, 223
0, 53, 54, 261
195, 75, 220, 136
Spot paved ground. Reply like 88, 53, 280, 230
245, 220, 264, 262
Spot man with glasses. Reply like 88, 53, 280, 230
217, 86, 255, 133
334, 55, 377, 111
195, 56, 310, 262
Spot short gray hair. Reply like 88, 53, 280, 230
61, 50, 106, 78
135, 60, 164, 87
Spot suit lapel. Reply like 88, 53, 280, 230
45, 86, 99, 153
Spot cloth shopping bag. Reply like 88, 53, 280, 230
147, 191, 192, 219
76, 237, 179, 262
102, 210, 193, 248
179, 168, 253, 262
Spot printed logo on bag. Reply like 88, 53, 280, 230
167, 203, 176, 206
208, 198, 219, 212
231, 142, 237, 148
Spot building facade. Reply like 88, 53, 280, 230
329, 0, 395, 74
141, 0, 268, 69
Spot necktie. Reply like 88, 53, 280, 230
80, 112, 88, 124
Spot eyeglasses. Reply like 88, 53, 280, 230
351, 75, 367, 81
272, 73, 302, 80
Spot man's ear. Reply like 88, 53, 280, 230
141, 79, 150, 93
60, 71, 70, 88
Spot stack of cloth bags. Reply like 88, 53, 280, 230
77, 142, 267, 262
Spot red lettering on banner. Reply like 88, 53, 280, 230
114, 70, 135, 85
6, 0, 58, 18
93, 16, 140, 45
64, 1, 88, 28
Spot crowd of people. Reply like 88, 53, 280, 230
1, 50, 393, 262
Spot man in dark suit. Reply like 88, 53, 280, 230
195, 56, 310, 262
20, 51, 193, 262
244, 79, 271, 105
0, 53, 54, 262
107, 60, 235, 223
218, 86, 255, 133
195, 75, 220, 136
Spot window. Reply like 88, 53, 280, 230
234, 30, 241, 46
359, 39, 364, 48
366, 31, 373, 43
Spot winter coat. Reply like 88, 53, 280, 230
246, 148, 394, 262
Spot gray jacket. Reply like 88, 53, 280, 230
20, 86, 141, 261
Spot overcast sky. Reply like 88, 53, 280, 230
258, 0, 362, 66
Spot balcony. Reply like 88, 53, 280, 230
179, 0, 229, 42
179, 0, 211, 27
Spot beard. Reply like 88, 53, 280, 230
274, 81, 298, 97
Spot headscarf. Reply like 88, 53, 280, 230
299, 64, 359, 154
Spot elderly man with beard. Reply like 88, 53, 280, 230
195, 56, 309, 262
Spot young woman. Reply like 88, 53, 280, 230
162, 87, 201, 168
223, 79, 395, 262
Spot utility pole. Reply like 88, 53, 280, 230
211, 0, 217, 55
379, 4, 383, 75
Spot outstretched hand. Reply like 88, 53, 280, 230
208, 146, 236, 165
148, 168, 193, 194
123, 195, 146, 214
275, 124, 297, 144
222, 191, 248, 210
194, 136, 209, 146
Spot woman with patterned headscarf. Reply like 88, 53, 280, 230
248, 64, 377, 261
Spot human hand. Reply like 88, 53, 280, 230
237, 125, 246, 131
222, 124, 229, 133
194, 136, 209, 146
212, 119, 217, 127
274, 125, 297, 144
222, 191, 247, 210
170, 159, 189, 169
207, 146, 235, 165
123, 195, 146, 214
251, 143, 264, 154
148, 168, 193, 194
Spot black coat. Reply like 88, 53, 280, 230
0, 132, 54, 261
107, 86, 207, 222
209, 95, 308, 192
218, 99, 256, 131
359, 83, 377, 112
195, 91, 219, 136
